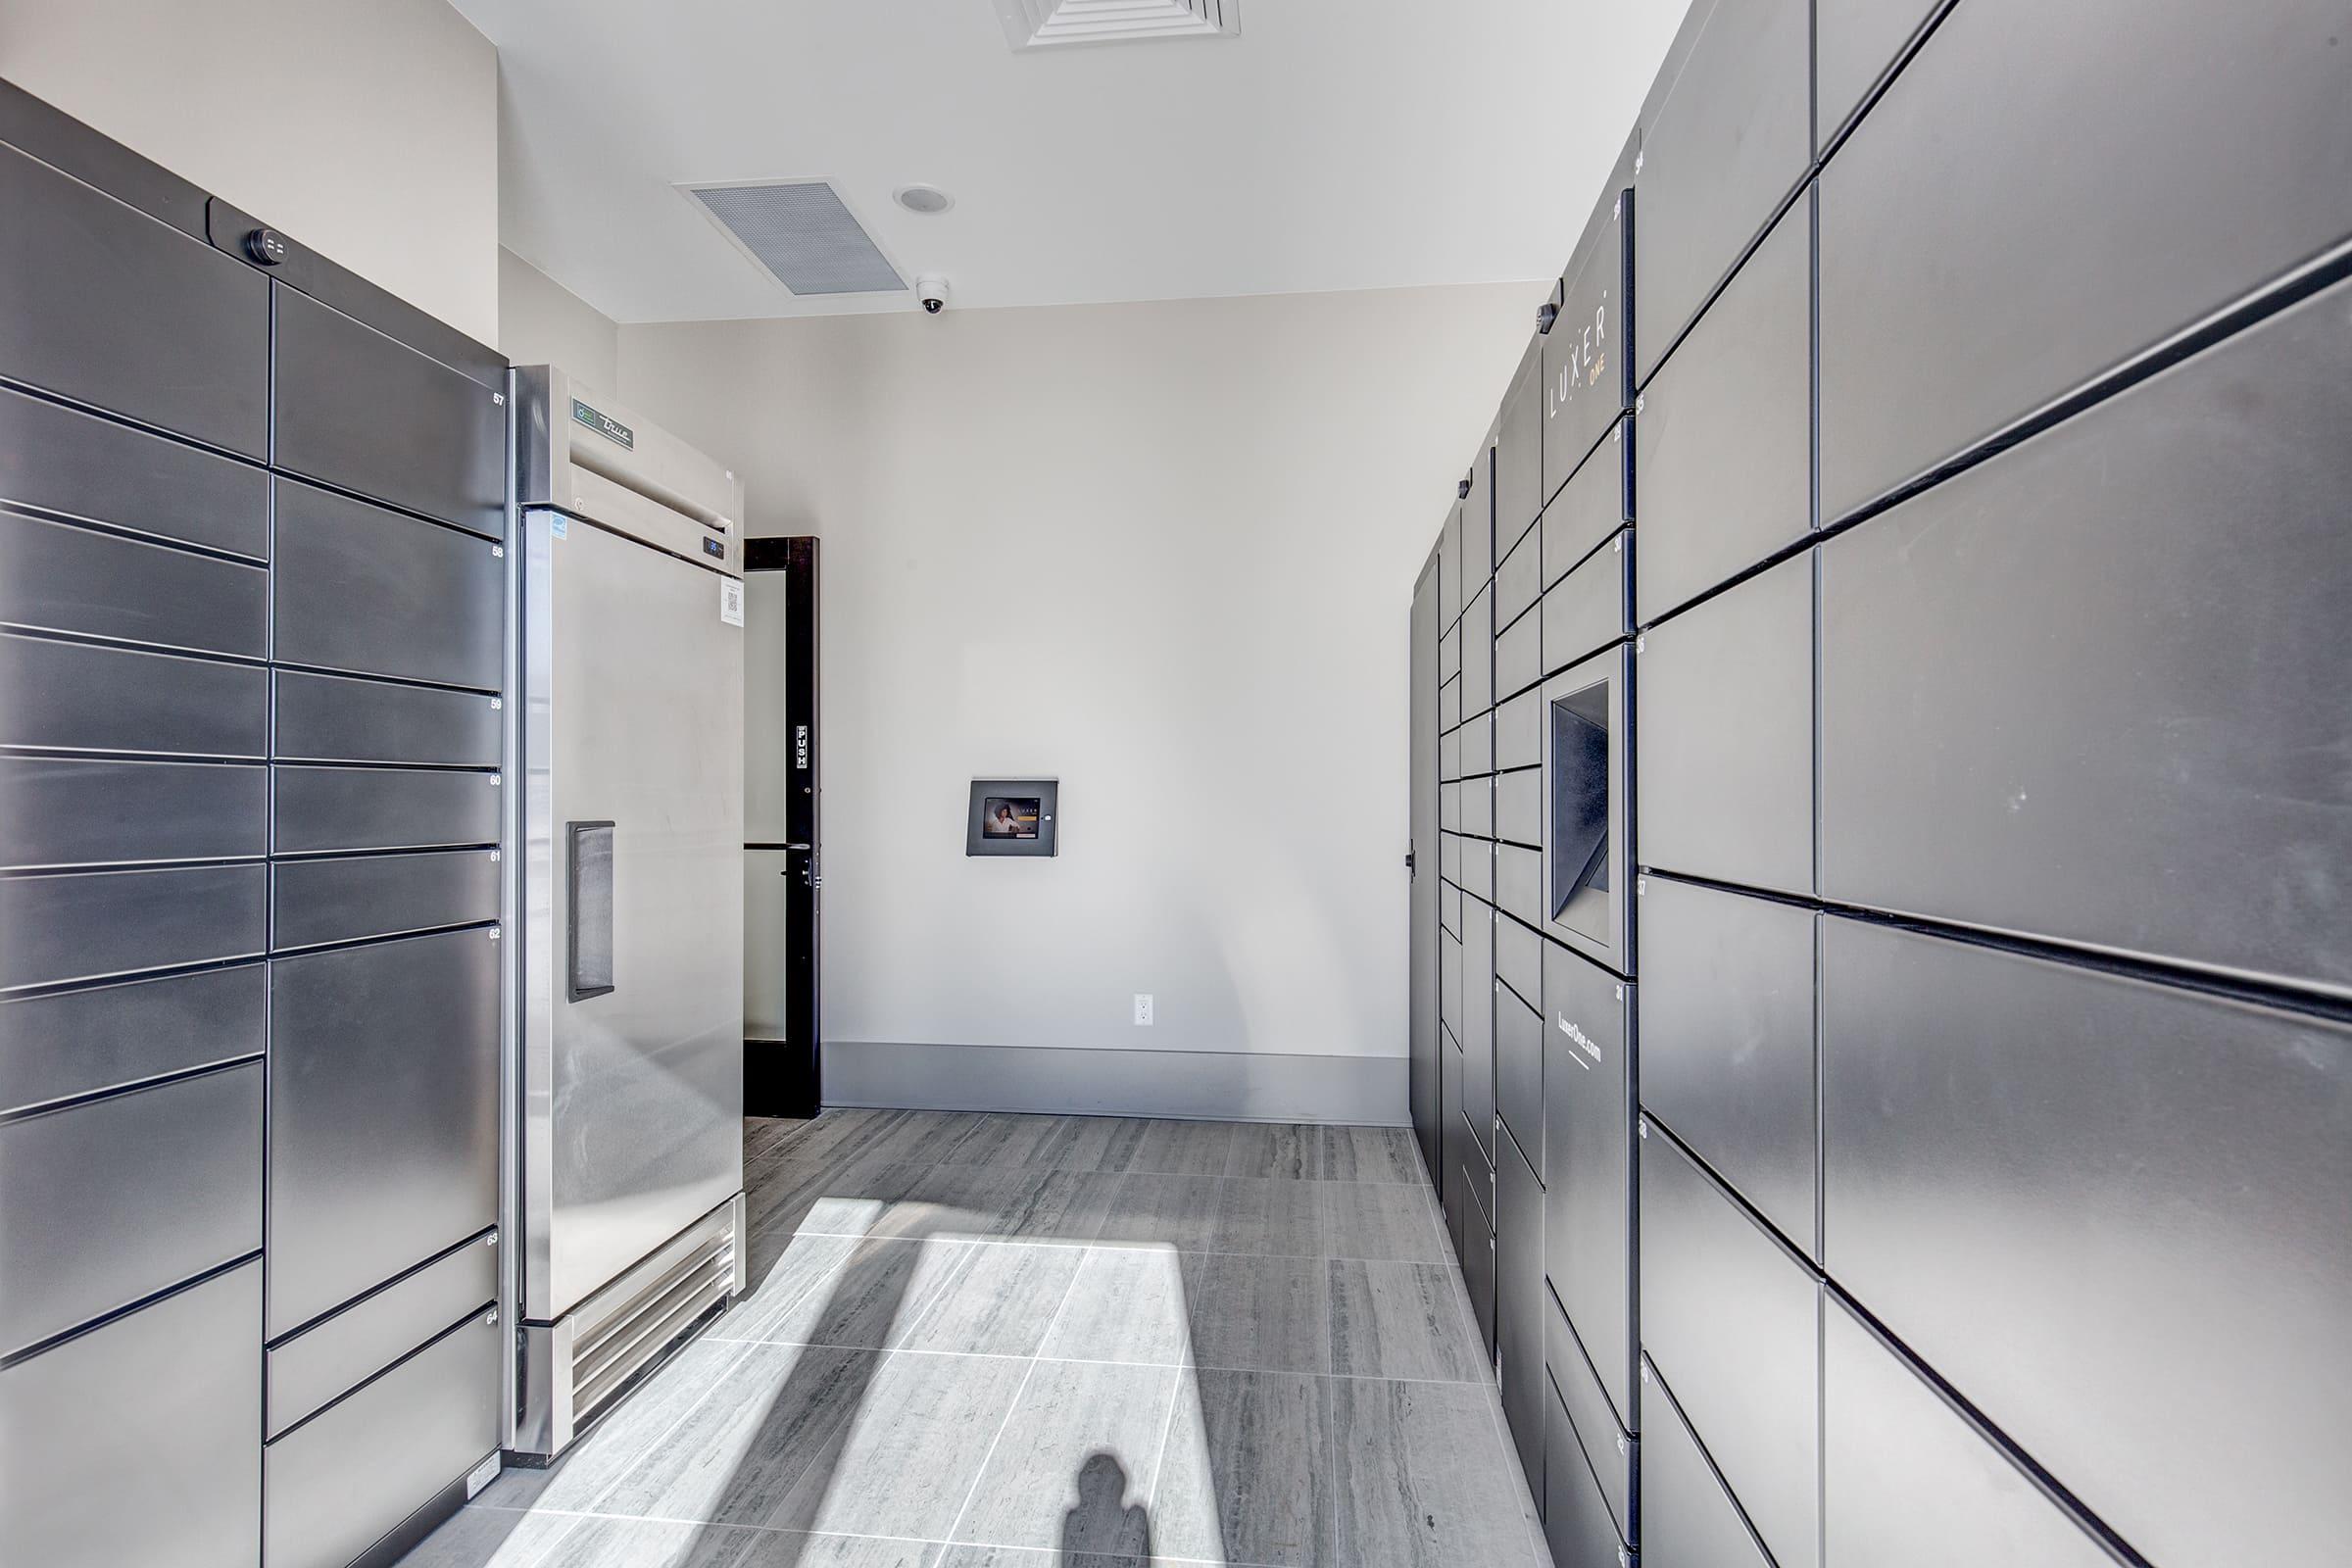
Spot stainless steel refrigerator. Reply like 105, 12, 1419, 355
509, 367, 748, 1460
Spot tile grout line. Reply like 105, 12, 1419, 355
873, 1236, 987, 1353
695, 1333, 1499, 1389
775, 1224, 1454, 1269
936, 1236, 1089, 1551
1139, 1357, 1190, 1538
931, 1164, 1432, 1187
468, 1501, 1319, 1568
1329, 1306, 1347, 1566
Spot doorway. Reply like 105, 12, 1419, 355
744, 536, 821, 1116
1409, 550, 1443, 1175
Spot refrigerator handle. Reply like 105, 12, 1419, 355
566, 820, 616, 1001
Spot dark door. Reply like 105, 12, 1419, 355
743, 536, 822, 1116
1408, 551, 1442, 1174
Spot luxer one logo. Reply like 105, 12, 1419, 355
1557, 1013, 1603, 1064
1547, 300, 1608, 420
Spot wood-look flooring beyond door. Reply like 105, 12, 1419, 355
404, 1109, 1550, 1568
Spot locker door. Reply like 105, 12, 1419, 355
1637, 874, 1817, 1254
1462, 902, 1496, 1163
1817, 0, 2352, 522
1642, 1129, 1821, 1568
1824, 1301, 2118, 1568
1821, 918, 2352, 1568
1635, 193, 1812, 624
1820, 273, 2352, 998
272, 285, 506, 537
1633, 0, 1814, 383
1636, 551, 1814, 897
0, 143, 268, 456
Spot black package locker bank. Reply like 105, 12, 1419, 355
0, 79, 510, 1568
1405, 3, 2352, 1566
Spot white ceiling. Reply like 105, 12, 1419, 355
455, 0, 1690, 322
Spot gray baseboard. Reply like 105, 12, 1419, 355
821, 1041, 1408, 1127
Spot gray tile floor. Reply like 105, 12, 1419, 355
407, 1110, 1550, 1568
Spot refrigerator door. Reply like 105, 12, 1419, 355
523, 507, 746, 1324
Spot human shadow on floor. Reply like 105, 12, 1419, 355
1062, 1450, 1152, 1560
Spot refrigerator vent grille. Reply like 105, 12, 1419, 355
567, 1221, 738, 1427
685, 180, 906, 296
994, 0, 1240, 50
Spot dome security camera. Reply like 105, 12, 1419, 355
916, 274, 950, 315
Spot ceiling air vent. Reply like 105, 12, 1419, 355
994, 0, 1241, 50
684, 179, 906, 295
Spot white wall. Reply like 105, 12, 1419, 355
618, 283, 1537, 1112
0, 0, 499, 343
500, 246, 619, 388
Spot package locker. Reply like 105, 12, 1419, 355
0, 79, 512, 1568
1632, 0, 1813, 385
1461, 903, 1496, 1162
0, 377, 270, 560
1821, 272, 2352, 1000
1812, 0, 1942, 144
1543, 134, 1639, 497
1494, 603, 1540, 704
1633, 191, 1811, 625
1640, 1356, 1776, 1568
1495, 339, 1545, 546
1542, 940, 1638, 1428
1465, 427, 1496, 585
271, 477, 506, 687
1494, 518, 1542, 631
1641, 1127, 1821, 1568
1821, 917, 2352, 1568
1636, 874, 1816, 1255
1540, 529, 1631, 681
1544, 1374, 1626, 1568
1461, 583, 1494, 718
1494, 917, 1544, 1170
1542, 416, 1631, 596
0, 141, 270, 455
0, 506, 268, 659
1460, 710, 1492, 777
1547, 1286, 1636, 1549
272, 283, 507, 539
0, 964, 262, 1122
0, 1262, 263, 1568
1824, 1301, 2120, 1568
1494, 1132, 1547, 1488
1635, 549, 1813, 897
1817, 0, 2352, 522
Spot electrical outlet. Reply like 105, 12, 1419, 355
1133, 994, 1154, 1026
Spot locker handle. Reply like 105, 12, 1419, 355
567, 820, 616, 1002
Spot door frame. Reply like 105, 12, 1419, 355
744, 536, 822, 1116
1409, 546, 1444, 1178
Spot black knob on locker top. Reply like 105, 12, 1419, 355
245, 228, 289, 266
